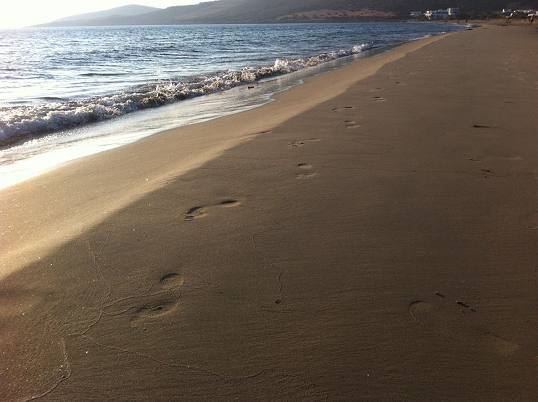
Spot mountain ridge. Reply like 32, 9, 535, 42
42, 4, 162, 25
39, 0, 538, 27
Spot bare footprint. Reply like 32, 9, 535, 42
408, 300, 435, 321
295, 162, 317, 179
289, 138, 321, 148
218, 199, 241, 208
184, 206, 207, 221
409, 296, 520, 357
130, 296, 179, 327
344, 120, 360, 129
297, 163, 313, 170
130, 272, 185, 327
332, 106, 355, 113
184, 199, 241, 221
160, 273, 185, 289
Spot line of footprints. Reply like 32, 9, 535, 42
289, 139, 320, 180
104, 272, 185, 329
296, 162, 317, 180
129, 273, 184, 327
184, 199, 241, 221
180, 101, 374, 221
332, 105, 361, 130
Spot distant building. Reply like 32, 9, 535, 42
424, 8, 460, 20
425, 9, 450, 20
511, 9, 535, 17
448, 8, 460, 17
499, 8, 536, 19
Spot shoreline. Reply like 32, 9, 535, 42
0, 24, 459, 190
0, 33, 450, 280
0, 41, 374, 150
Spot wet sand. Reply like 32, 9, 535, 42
1, 24, 538, 401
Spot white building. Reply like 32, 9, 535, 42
448, 8, 460, 17
425, 9, 450, 20
424, 8, 460, 20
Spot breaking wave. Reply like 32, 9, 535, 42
0, 43, 373, 148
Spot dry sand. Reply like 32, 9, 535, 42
1, 24, 538, 401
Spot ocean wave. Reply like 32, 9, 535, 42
0, 43, 373, 148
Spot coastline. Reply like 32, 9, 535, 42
2, 23, 538, 401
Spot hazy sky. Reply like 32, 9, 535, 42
0, 0, 200, 28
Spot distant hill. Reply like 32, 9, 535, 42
42, 4, 161, 26
39, 0, 538, 26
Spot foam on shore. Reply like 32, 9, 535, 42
0, 43, 373, 148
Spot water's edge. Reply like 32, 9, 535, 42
0, 25, 464, 190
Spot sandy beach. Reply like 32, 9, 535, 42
1, 23, 538, 401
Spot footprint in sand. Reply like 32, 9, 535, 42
103, 272, 186, 328
289, 138, 321, 148
372, 96, 386, 103
469, 126, 503, 139
159, 273, 185, 289
296, 162, 317, 180
473, 124, 497, 129
344, 120, 361, 129
130, 295, 180, 327
409, 294, 520, 357
129, 272, 185, 327
331, 106, 355, 113
184, 199, 241, 221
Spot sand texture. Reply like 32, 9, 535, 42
1, 24, 538, 401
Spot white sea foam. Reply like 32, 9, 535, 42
0, 43, 373, 148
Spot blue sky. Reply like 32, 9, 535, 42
0, 1, 201, 28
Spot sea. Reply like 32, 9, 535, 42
0, 22, 463, 189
